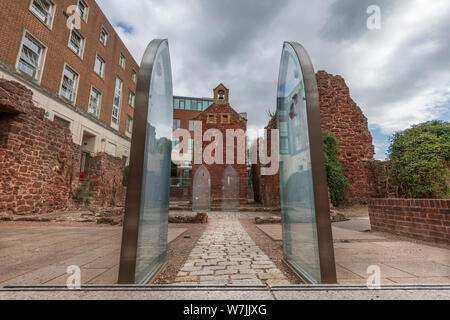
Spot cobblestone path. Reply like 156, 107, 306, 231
174, 218, 289, 285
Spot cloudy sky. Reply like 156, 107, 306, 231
97, 0, 450, 160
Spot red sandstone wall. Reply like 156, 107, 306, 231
368, 199, 450, 244
316, 71, 375, 204
85, 153, 126, 207
0, 80, 81, 215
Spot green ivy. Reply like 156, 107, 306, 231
388, 121, 450, 199
323, 132, 350, 207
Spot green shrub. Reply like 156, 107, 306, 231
388, 121, 450, 199
323, 132, 350, 207
73, 180, 94, 205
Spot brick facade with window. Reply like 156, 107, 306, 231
0, 0, 138, 135
191, 84, 248, 204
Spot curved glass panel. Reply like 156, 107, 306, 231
222, 165, 239, 212
135, 40, 173, 283
192, 165, 211, 212
277, 43, 321, 283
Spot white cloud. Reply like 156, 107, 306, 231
97, 0, 450, 139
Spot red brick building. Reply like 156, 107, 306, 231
191, 84, 248, 206
0, 0, 139, 164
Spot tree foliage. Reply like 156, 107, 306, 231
388, 121, 450, 199
323, 132, 350, 207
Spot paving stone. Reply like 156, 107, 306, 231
174, 218, 289, 285
190, 270, 214, 276
216, 269, 238, 275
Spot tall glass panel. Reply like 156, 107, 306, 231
134, 40, 173, 283
277, 43, 321, 283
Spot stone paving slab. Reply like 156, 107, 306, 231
256, 224, 384, 241
175, 218, 289, 285
0, 225, 187, 286
255, 222, 450, 285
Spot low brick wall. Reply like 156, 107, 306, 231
368, 199, 450, 244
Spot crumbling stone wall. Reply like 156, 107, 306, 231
85, 153, 126, 208
0, 79, 80, 215
316, 71, 375, 204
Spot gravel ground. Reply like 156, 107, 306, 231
239, 218, 305, 284
152, 223, 207, 284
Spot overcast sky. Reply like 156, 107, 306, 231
97, 0, 450, 160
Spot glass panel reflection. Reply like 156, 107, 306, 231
277, 43, 321, 283
135, 41, 173, 283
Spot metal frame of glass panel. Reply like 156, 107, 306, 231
118, 39, 173, 284
277, 42, 337, 284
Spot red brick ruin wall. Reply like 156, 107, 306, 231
316, 71, 375, 204
254, 71, 377, 206
85, 153, 126, 208
0, 80, 81, 215
0, 79, 126, 216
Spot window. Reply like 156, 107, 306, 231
131, 70, 137, 83
30, 0, 54, 26
174, 98, 180, 109
18, 33, 45, 80
94, 54, 105, 78
197, 101, 203, 111
173, 119, 181, 130
188, 138, 194, 150
99, 27, 108, 46
128, 91, 135, 107
221, 113, 230, 124
60, 65, 78, 102
207, 114, 216, 124
53, 115, 70, 128
68, 29, 84, 57
77, 0, 88, 21
112, 77, 123, 124
119, 53, 126, 69
126, 115, 133, 133
88, 87, 101, 117
189, 120, 195, 131
179, 99, 185, 110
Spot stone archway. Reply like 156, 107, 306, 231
192, 165, 211, 212
221, 165, 239, 212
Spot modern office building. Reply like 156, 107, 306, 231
171, 95, 214, 190
0, 0, 139, 168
